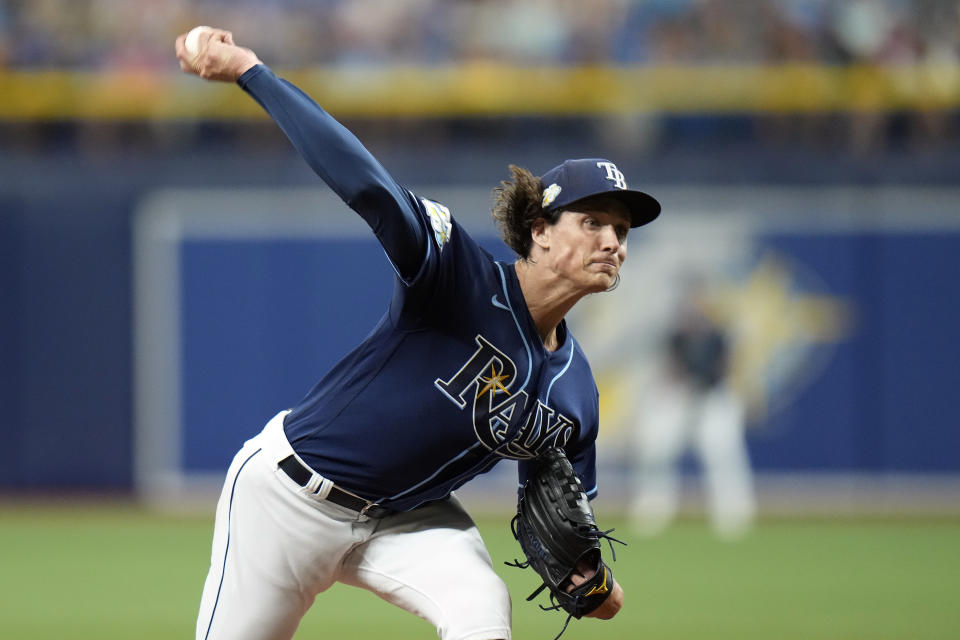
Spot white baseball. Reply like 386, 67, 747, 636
184, 26, 213, 59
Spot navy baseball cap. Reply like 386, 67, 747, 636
540, 158, 661, 228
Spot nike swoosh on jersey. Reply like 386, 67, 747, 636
491, 294, 510, 310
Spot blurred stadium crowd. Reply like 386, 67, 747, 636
1, 0, 957, 69
1, 0, 958, 158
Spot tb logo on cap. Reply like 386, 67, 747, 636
596, 161, 627, 190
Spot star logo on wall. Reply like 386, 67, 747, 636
713, 253, 852, 420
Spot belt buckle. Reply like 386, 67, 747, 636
359, 502, 380, 517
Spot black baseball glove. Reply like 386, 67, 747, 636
507, 448, 625, 638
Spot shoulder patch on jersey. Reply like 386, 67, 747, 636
421, 198, 453, 251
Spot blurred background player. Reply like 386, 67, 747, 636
630, 272, 756, 539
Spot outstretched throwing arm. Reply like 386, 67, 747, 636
175, 27, 426, 279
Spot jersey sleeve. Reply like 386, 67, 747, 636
568, 444, 599, 500
237, 64, 426, 280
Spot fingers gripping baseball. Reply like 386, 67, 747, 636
175, 26, 261, 82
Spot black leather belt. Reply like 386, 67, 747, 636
278, 455, 390, 519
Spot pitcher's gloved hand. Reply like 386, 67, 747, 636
506, 448, 626, 637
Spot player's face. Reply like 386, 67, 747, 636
541, 201, 630, 293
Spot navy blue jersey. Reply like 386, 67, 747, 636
240, 65, 600, 512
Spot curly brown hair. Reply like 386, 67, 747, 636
491, 165, 561, 259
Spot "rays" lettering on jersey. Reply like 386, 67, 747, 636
434, 335, 575, 458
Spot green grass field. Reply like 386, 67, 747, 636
1, 502, 957, 639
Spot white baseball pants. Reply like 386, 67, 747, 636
196, 411, 512, 640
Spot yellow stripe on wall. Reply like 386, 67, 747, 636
1, 63, 957, 121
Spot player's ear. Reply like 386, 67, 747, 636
530, 217, 550, 251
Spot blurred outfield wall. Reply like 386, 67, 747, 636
2, 84, 959, 520
2, 136, 959, 512
126, 184, 960, 507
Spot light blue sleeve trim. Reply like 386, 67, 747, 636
544, 340, 575, 406
494, 262, 533, 390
